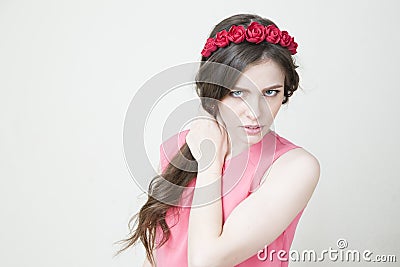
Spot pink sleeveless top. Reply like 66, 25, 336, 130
155, 129, 305, 266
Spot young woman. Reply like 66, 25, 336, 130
117, 13, 320, 267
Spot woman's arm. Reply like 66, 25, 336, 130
188, 147, 320, 267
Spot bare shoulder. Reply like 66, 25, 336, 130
277, 147, 319, 180
281, 147, 320, 168
260, 147, 320, 188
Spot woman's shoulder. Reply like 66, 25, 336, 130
273, 146, 320, 185
273, 132, 319, 166
284, 147, 319, 167
159, 129, 190, 172
263, 131, 320, 184
257, 145, 320, 189
162, 129, 189, 145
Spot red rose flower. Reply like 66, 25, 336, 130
287, 39, 298, 54
201, 22, 299, 58
279, 31, 292, 47
245, 21, 266, 44
227, 25, 246, 44
201, 38, 217, 57
265, 25, 281, 44
214, 29, 230, 47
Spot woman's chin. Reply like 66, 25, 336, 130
249, 135, 264, 144
227, 127, 270, 146
238, 133, 263, 145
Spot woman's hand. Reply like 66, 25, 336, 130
186, 106, 229, 172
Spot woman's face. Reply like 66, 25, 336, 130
217, 59, 285, 151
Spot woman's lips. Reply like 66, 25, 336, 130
242, 125, 263, 135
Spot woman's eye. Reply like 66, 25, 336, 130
265, 90, 280, 97
230, 91, 243, 97
230, 90, 280, 98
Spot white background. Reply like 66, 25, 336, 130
1, 0, 399, 266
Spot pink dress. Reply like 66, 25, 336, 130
155, 129, 305, 266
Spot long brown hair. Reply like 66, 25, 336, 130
115, 13, 300, 266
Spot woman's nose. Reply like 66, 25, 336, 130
244, 95, 265, 121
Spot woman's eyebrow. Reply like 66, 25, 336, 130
232, 84, 283, 91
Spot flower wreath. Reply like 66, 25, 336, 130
201, 21, 298, 58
